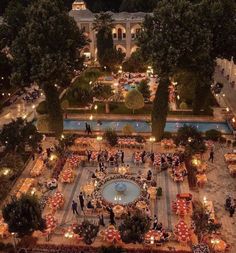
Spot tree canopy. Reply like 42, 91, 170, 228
2, 194, 45, 237
0, 118, 42, 153
9, 0, 87, 136
125, 89, 144, 113
138, 0, 212, 140
93, 13, 124, 71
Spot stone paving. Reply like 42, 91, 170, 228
196, 143, 236, 253
43, 145, 190, 243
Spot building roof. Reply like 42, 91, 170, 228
69, 9, 148, 22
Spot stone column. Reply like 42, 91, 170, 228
126, 21, 131, 58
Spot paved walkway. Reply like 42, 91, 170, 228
195, 143, 236, 253
214, 68, 236, 114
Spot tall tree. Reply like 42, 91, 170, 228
93, 13, 114, 66
139, 0, 211, 140
2, 194, 45, 237
0, 52, 12, 90
93, 13, 124, 71
0, 118, 42, 153
0, 0, 31, 49
10, 0, 87, 136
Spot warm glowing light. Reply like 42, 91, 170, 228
226, 107, 229, 112
89, 115, 93, 120
61, 134, 65, 139
96, 136, 103, 142
3, 168, 10, 176
149, 136, 156, 142
177, 95, 180, 100
94, 105, 98, 110
232, 117, 235, 123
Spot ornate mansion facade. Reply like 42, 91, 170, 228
69, 0, 147, 60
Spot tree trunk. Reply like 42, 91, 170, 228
152, 76, 169, 141
43, 83, 63, 137
105, 101, 110, 113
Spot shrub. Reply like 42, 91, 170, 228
125, 89, 144, 113
74, 220, 99, 245
36, 101, 48, 114
83, 68, 101, 80
175, 125, 206, 156
205, 129, 221, 141
119, 210, 151, 243
179, 101, 188, 109
122, 124, 135, 135
103, 128, 118, 147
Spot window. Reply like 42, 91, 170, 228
123, 33, 126, 39
113, 33, 117, 39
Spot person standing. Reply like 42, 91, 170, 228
153, 215, 158, 230
110, 210, 116, 225
208, 148, 214, 163
72, 200, 79, 215
121, 150, 124, 164
98, 214, 105, 227
88, 124, 92, 135
78, 192, 84, 211
85, 122, 88, 134
225, 196, 231, 211
229, 205, 235, 217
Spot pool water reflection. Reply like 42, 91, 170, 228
64, 119, 232, 134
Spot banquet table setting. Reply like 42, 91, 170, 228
30, 158, 44, 177
74, 137, 93, 147
100, 225, 121, 243
145, 230, 163, 244
136, 200, 147, 210
172, 199, 190, 216
169, 164, 187, 182
0, 218, 9, 238
16, 178, 36, 198
228, 164, 236, 176
59, 168, 75, 183
224, 153, 236, 163
82, 181, 95, 196
133, 152, 142, 164
160, 139, 176, 149
118, 138, 143, 148
44, 213, 57, 236
112, 205, 124, 218
48, 191, 64, 211
174, 220, 191, 244
67, 155, 82, 168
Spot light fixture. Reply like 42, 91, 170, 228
94, 105, 98, 110
96, 136, 103, 141
149, 136, 156, 142
89, 115, 93, 120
